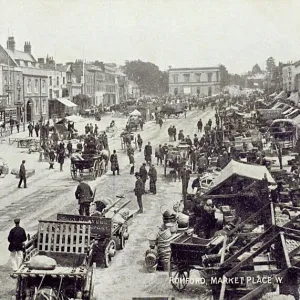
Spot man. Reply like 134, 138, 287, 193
148, 164, 157, 194
168, 125, 173, 142
198, 153, 208, 174
192, 174, 201, 190
193, 134, 199, 147
18, 160, 27, 188
85, 124, 90, 135
49, 146, 56, 169
34, 122, 40, 138
129, 153, 135, 175
9, 117, 14, 134
185, 135, 193, 147
71, 149, 84, 161
203, 199, 217, 238
94, 124, 98, 136
67, 141, 73, 157
75, 177, 94, 216
28, 122, 33, 137
197, 119, 203, 132
8, 218, 27, 272
144, 142, 152, 164
110, 150, 120, 175
134, 173, 144, 213
16, 120, 20, 133
139, 163, 148, 191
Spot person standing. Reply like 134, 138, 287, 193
134, 173, 144, 213
144, 142, 152, 164
28, 122, 33, 137
75, 177, 94, 216
8, 218, 27, 272
148, 164, 157, 195
49, 146, 56, 169
34, 122, 40, 138
158, 118, 163, 129
85, 124, 90, 135
110, 150, 120, 175
67, 141, 73, 157
139, 163, 148, 191
155, 144, 163, 165
9, 117, 14, 134
18, 160, 27, 188
94, 124, 98, 136
16, 120, 20, 133
137, 134, 143, 152
197, 119, 203, 132
129, 153, 135, 175
173, 126, 177, 142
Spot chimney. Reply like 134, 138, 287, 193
24, 41, 32, 54
38, 58, 45, 64
7, 37, 15, 51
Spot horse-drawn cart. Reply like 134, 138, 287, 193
120, 131, 137, 150
70, 154, 102, 180
13, 220, 95, 300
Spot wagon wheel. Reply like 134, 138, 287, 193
119, 227, 128, 250
104, 239, 116, 268
70, 163, 77, 179
170, 269, 190, 292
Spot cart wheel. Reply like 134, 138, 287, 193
104, 240, 116, 268
70, 164, 77, 180
171, 269, 190, 292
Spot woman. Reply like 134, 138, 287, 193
110, 150, 119, 175
57, 143, 65, 172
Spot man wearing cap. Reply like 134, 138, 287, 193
18, 160, 27, 188
75, 178, 94, 216
139, 163, 148, 191
8, 218, 27, 271
134, 173, 144, 213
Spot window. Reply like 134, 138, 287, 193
35, 79, 39, 93
196, 73, 201, 82
42, 100, 46, 114
197, 88, 200, 95
173, 75, 178, 83
63, 77, 65, 84
42, 80, 46, 93
183, 74, 190, 83
35, 100, 39, 115
57, 77, 59, 86
27, 79, 32, 93
208, 73, 213, 82
49, 76, 52, 86
174, 88, 178, 96
49, 89, 53, 99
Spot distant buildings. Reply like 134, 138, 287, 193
168, 67, 221, 97
282, 62, 300, 92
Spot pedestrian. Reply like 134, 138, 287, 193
49, 146, 55, 169
137, 134, 143, 152
129, 153, 135, 175
18, 160, 27, 188
173, 126, 177, 141
75, 177, 94, 216
134, 173, 144, 213
148, 164, 157, 194
89, 124, 94, 135
197, 119, 203, 132
178, 130, 184, 141
57, 144, 65, 172
85, 124, 89, 135
34, 122, 40, 137
28, 122, 33, 137
158, 118, 163, 129
67, 141, 73, 157
8, 218, 27, 272
94, 124, 98, 136
193, 134, 199, 147
139, 163, 148, 191
140, 119, 144, 131
155, 144, 163, 165
168, 125, 173, 142
110, 150, 120, 175
16, 120, 20, 133
202, 199, 217, 239
144, 142, 152, 164
9, 117, 14, 134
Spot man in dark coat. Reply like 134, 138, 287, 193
134, 173, 144, 213
129, 153, 135, 175
148, 164, 158, 194
144, 142, 152, 164
28, 122, 33, 137
18, 160, 27, 188
34, 123, 40, 137
110, 150, 119, 175
139, 163, 148, 191
197, 119, 203, 132
192, 174, 201, 190
8, 218, 27, 271
75, 177, 94, 216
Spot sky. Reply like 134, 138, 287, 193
0, 0, 299, 74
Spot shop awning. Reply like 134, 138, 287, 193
56, 98, 77, 107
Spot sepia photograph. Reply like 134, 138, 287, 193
0, 0, 300, 299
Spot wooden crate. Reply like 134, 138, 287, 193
37, 220, 91, 254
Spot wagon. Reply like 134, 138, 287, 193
120, 131, 137, 150
13, 220, 95, 300
57, 213, 129, 268
70, 154, 102, 180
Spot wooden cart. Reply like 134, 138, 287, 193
57, 213, 129, 267
70, 154, 102, 180
13, 220, 95, 300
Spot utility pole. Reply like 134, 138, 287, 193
182, 168, 188, 213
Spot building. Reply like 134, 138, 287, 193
128, 80, 140, 99
87, 64, 105, 107
115, 69, 128, 103
168, 67, 221, 96
245, 73, 265, 90
0, 37, 48, 124
282, 61, 300, 92
103, 63, 118, 107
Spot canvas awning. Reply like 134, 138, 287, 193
274, 91, 287, 101
56, 98, 77, 107
129, 109, 141, 116
207, 160, 275, 194
269, 92, 277, 97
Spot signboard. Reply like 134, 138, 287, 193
57, 214, 112, 238
183, 87, 191, 94
257, 109, 282, 120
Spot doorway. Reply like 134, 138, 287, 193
26, 100, 32, 122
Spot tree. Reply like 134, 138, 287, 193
266, 57, 276, 73
73, 94, 91, 110
219, 64, 230, 88
252, 64, 263, 75
123, 60, 168, 95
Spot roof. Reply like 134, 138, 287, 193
169, 67, 219, 71
208, 160, 275, 194
5, 48, 36, 63
56, 98, 77, 107
56, 64, 71, 72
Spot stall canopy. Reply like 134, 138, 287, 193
56, 98, 77, 107
274, 91, 287, 101
287, 92, 300, 106
269, 92, 278, 98
129, 109, 141, 116
207, 160, 275, 194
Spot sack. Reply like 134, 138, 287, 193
27, 255, 57, 270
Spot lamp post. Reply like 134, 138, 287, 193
16, 81, 21, 123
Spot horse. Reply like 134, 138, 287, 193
99, 149, 110, 175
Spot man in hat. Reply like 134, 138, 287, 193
139, 163, 148, 191
75, 177, 94, 216
8, 218, 27, 271
148, 164, 158, 194
134, 173, 144, 213
18, 160, 27, 188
